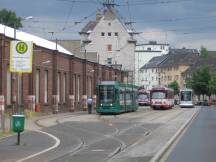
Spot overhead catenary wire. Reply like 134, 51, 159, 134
19, 0, 216, 44
61, 0, 76, 31
117, 0, 191, 6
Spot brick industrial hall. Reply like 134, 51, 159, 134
0, 24, 125, 113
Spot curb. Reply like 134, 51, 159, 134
150, 107, 200, 162
33, 111, 88, 128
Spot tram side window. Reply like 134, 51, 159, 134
126, 91, 132, 104
119, 90, 124, 105
133, 90, 137, 103
115, 89, 119, 100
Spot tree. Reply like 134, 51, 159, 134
168, 81, 179, 95
208, 72, 216, 95
187, 66, 211, 98
200, 46, 208, 60
0, 8, 22, 29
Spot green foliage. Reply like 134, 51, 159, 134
187, 66, 211, 96
208, 72, 216, 95
200, 46, 208, 59
0, 8, 22, 28
168, 80, 179, 95
185, 77, 192, 89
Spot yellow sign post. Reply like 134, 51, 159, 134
9, 41, 33, 145
10, 41, 33, 114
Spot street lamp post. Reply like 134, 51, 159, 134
14, 16, 33, 39
81, 40, 91, 111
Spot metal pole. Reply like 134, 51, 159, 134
1, 112, 5, 132
17, 132, 20, 145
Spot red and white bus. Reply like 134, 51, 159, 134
138, 88, 150, 106
150, 86, 174, 109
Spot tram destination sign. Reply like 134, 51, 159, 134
10, 41, 33, 73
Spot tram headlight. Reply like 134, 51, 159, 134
110, 104, 113, 106
101, 104, 103, 106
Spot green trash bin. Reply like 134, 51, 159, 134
12, 114, 25, 132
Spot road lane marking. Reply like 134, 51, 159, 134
91, 149, 105, 152
16, 130, 60, 162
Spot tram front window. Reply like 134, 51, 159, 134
181, 91, 192, 101
99, 86, 115, 103
138, 94, 148, 99
151, 91, 166, 99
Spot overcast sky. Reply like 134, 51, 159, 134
1, 0, 216, 50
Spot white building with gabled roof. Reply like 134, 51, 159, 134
135, 41, 169, 86
139, 54, 169, 90
79, 6, 137, 74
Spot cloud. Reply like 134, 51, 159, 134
21, 16, 82, 40
137, 27, 177, 44
176, 38, 216, 50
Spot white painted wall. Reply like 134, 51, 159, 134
135, 43, 169, 86
140, 68, 159, 90
80, 15, 135, 72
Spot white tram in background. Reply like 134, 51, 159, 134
179, 89, 194, 108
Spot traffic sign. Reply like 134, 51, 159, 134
10, 41, 33, 73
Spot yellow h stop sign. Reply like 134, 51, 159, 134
16, 42, 28, 54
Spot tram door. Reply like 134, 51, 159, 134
120, 88, 126, 112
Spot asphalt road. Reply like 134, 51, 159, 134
0, 131, 55, 162
0, 106, 198, 162
166, 106, 216, 162
28, 109, 153, 162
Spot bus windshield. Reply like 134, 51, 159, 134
181, 91, 192, 101
151, 91, 166, 99
98, 86, 115, 103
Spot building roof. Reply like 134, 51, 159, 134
58, 39, 98, 62
184, 51, 216, 75
80, 7, 133, 35
58, 40, 81, 55
80, 21, 98, 33
159, 49, 199, 67
140, 54, 168, 69
140, 48, 200, 70
169, 48, 199, 55
0, 24, 72, 55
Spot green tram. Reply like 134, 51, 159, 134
96, 81, 139, 114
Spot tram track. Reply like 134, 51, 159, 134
98, 112, 153, 161
47, 114, 126, 162
47, 111, 152, 162
32, 108, 188, 162
102, 108, 190, 161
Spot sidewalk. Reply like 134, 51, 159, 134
0, 109, 95, 135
